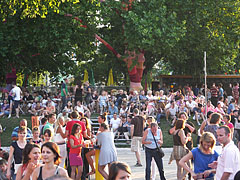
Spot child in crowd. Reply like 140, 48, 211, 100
0, 159, 7, 180
31, 126, 42, 145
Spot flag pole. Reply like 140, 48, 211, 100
204, 51, 207, 119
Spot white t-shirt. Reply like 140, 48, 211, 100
169, 106, 178, 116
218, 101, 224, 108
75, 105, 85, 114
12, 86, 21, 101
110, 118, 121, 129
216, 141, 240, 180
186, 101, 197, 109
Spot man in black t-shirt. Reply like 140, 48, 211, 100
22, 91, 34, 113
115, 89, 127, 107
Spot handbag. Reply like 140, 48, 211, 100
151, 130, 165, 158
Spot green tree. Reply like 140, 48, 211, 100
0, 0, 99, 81
164, 0, 240, 75
88, 0, 186, 90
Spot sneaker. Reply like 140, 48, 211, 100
135, 163, 143, 167
8, 114, 11, 119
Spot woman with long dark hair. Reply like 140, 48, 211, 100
16, 143, 41, 180
169, 120, 191, 180
108, 162, 131, 180
32, 142, 68, 180
69, 123, 84, 180
43, 129, 53, 143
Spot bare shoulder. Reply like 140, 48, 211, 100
32, 166, 41, 180
58, 167, 68, 177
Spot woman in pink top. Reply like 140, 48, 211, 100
69, 123, 84, 180
203, 100, 215, 115
223, 114, 234, 139
214, 102, 225, 116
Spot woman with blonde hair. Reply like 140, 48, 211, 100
179, 132, 219, 180
53, 116, 67, 168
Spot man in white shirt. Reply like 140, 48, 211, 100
110, 113, 121, 138
209, 126, 240, 180
165, 100, 178, 125
74, 100, 90, 118
186, 96, 197, 115
10, 82, 22, 118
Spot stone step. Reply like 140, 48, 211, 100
90, 118, 132, 147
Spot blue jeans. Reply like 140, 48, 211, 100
11, 170, 16, 180
145, 147, 166, 180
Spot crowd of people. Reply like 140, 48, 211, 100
1, 80, 240, 179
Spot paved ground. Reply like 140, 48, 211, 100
90, 148, 177, 179
116, 148, 177, 180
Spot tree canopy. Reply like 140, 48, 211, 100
1, 0, 240, 86
0, 0, 99, 81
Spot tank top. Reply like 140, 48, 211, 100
11, 141, 25, 173
99, 96, 107, 105
12, 141, 24, 164
53, 126, 66, 144
173, 130, 183, 146
37, 166, 59, 180
144, 128, 161, 149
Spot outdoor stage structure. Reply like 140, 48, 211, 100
152, 74, 240, 91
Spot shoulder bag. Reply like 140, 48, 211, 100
151, 130, 165, 158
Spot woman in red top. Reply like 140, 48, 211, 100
69, 123, 84, 180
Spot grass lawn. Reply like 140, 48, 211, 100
0, 114, 201, 148
160, 117, 200, 148
0, 115, 32, 147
